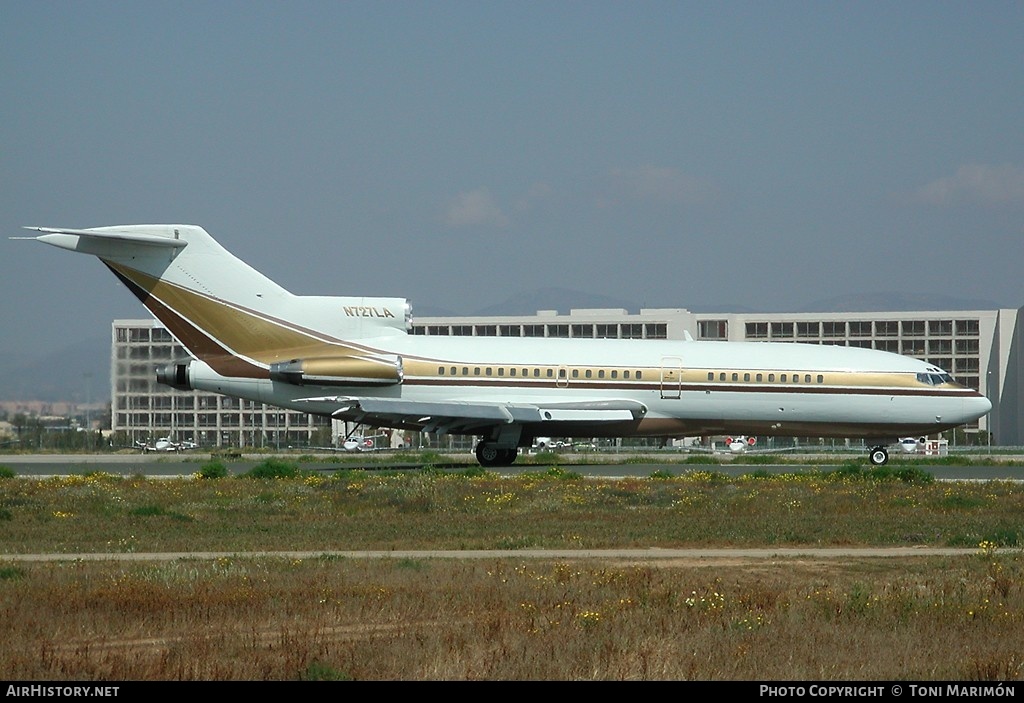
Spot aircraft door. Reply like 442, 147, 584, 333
556, 365, 569, 388
660, 356, 683, 399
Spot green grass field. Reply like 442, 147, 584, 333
1, 459, 1022, 680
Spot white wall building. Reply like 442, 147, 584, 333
111, 319, 333, 449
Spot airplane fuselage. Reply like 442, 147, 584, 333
176, 334, 988, 444
20, 224, 992, 467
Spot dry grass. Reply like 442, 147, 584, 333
1, 554, 1022, 680
1, 464, 1023, 680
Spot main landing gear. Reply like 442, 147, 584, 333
475, 442, 519, 467
868, 445, 889, 466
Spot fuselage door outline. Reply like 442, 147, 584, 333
660, 356, 683, 399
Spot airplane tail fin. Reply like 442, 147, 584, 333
20, 225, 411, 378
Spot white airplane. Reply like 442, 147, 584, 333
899, 437, 926, 454
679, 435, 791, 456
341, 432, 387, 452
532, 436, 571, 451
724, 435, 757, 453
136, 436, 194, 453
17, 225, 992, 468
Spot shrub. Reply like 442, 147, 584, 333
0, 566, 25, 581
241, 458, 301, 479
0, 465, 14, 479
682, 455, 721, 465
198, 461, 229, 479
129, 505, 168, 517
301, 661, 351, 681
866, 465, 935, 484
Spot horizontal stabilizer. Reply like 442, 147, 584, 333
20, 226, 189, 248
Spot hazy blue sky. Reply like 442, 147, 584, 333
3, 1, 1022, 358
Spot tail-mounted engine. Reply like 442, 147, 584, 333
156, 360, 193, 391
269, 355, 404, 387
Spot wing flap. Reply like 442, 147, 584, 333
296, 396, 647, 434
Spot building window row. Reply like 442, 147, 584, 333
745, 319, 981, 340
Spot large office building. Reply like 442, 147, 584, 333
112, 319, 333, 449
112, 304, 1023, 448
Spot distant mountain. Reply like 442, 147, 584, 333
0, 334, 109, 404
469, 287, 641, 317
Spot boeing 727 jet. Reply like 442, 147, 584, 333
17, 225, 992, 467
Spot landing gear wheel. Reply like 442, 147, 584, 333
869, 446, 889, 466
476, 442, 500, 466
475, 443, 518, 467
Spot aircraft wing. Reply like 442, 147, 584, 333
296, 396, 647, 435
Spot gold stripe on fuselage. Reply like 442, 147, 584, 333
109, 262, 389, 365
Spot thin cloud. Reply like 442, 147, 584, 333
445, 188, 511, 228
908, 164, 1024, 206
605, 165, 717, 205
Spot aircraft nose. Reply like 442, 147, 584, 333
967, 394, 993, 421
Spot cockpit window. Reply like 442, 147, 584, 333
916, 372, 957, 386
